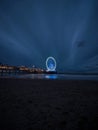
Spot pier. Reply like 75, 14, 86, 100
0, 65, 44, 75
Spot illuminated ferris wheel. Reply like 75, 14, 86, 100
46, 57, 56, 71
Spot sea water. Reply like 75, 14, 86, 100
1, 73, 98, 80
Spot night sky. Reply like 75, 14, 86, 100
0, 0, 98, 73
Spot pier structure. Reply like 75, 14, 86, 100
0, 65, 44, 75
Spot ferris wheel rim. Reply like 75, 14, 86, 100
46, 56, 56, 71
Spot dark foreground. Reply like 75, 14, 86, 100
0, 78, 98, 130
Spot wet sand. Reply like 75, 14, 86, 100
0, 78, 98, 130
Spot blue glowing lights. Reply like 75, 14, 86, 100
46, 57, 56, 71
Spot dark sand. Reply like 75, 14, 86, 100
0, 78, 98, 130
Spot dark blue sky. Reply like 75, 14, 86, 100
0, 0, 98, 72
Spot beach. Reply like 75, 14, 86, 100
0, 78, 98, 130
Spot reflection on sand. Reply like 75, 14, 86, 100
19, 74, 98, 80
1, 73, 98, 80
